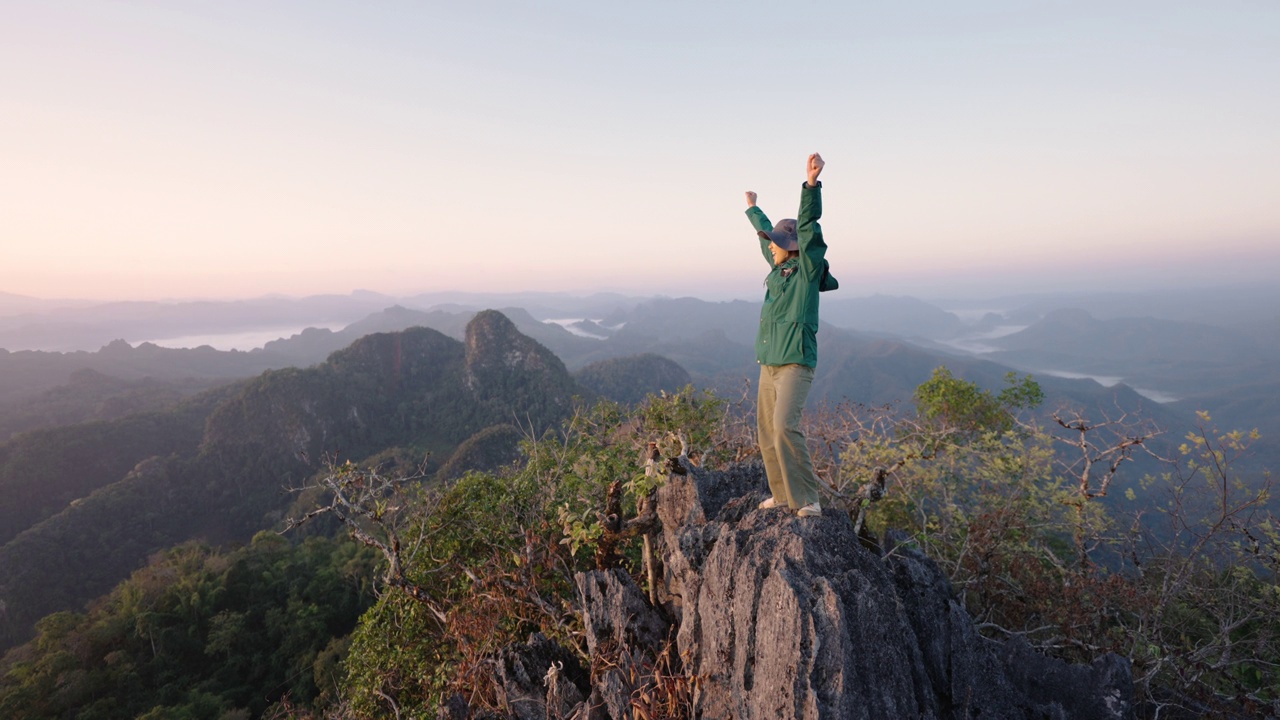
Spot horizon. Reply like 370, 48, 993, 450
4, 2, 1278, 302
7, 268, 1280, 310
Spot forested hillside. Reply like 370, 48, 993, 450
0, 312, 584, 651
0, 342, 281, 406
574, 353, 692, 405
0, 535, 378, 719
0, 369, 226, 441
1, 300, 1275, 718
0, 385, 236, 546
6, 374, 1268, 718
0, 304, 1241, 655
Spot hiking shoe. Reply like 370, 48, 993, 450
758, 496, 784, 510
797, 502, 822, 518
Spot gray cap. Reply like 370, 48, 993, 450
758, 218, 798, 252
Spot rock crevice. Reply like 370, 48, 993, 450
491, 462, 1134, 720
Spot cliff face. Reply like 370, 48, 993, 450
431, 309, 579, 425
464, 309, 579, 423
491, 463, 1134, 720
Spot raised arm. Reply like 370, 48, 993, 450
797, 153, 826, 276
745, 190, 776, 266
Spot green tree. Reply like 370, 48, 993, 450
0, 535, 377, 719
809, 367, 1279, 713
297, 386, 741, 718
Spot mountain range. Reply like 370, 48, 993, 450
1, 286, 1276, 652
0, 312, 583, 649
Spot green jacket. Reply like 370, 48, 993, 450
747, 182, 829, 368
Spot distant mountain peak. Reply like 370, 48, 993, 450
465, 309, 567, 377
463, 310, 577, 412
377, 304, 417, 317
1040, 307, 1096, 325
329, 325, 459, 377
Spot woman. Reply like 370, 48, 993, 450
744, 152, 832, 518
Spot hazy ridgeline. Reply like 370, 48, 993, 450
0, 287, 1276, 716
2, 285, 1277, 447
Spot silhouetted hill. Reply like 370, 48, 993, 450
0, 341, 287, 405
992, 309, 1264, 364
0, 369, 222, 441
0, 304, 558, 420
574, 353, 694, 405
557, 296, 964, 378
821, 294, 963, 339
400, 290, 643, 321
979, 308, 1269, 404
254, 305, 473, 365
290, 299, 756, 378
483, 307, 602, 364
0, 385, 240, 546
0, 293, 398, 352
539, 298, 760, 378
818, 327, 1199, 496
972, 283, 1280, 326
0, 292, 90, 316
601, 297, 761, 346
811, 328, 1187, 423
0, 312, 585, 650
813, 333, 950, 404
256, 305, 602, 374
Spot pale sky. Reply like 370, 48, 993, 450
3, 1, 1278, 302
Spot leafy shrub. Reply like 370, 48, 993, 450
306, 386, 743, 717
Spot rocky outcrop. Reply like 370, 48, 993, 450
489, 462, 1134, 720
203, 313, 581, 461
463, 310, 579, 430
664, 472, 1132, 719
466, 310, 575, 394
493, 633, 590, 720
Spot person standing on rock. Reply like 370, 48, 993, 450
745, 152, 837, 518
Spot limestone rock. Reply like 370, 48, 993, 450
575, 569, 669, 718
657, 464, 1134, 720
465, 310, 572, 391
496, 632, 589, 720
493, 462, 1135, 719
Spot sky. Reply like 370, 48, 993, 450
3, 1, 1278, 302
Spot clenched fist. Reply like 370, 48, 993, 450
806, 153, 824, 187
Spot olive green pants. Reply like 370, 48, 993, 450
757, 363, 819, 509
